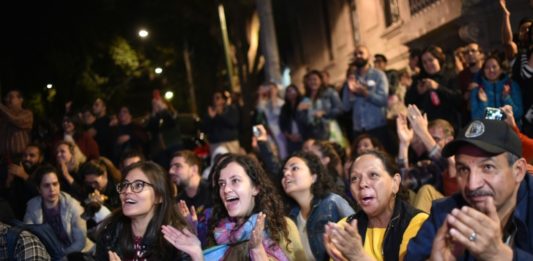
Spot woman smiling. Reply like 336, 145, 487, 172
162, 154, 305, 260
95, 161, 188, 260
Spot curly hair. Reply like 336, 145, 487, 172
281, 151, 333, 201
209, 154, 290, 250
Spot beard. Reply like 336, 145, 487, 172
354, 58, 368, 68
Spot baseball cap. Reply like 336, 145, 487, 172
442, 119, 522, 157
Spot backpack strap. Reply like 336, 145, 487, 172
6, 226, 23, 261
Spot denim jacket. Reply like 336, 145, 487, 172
342, 68, 388, 132
406, 174, 533, 261
288, 193, 355, 261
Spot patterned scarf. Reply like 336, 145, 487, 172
203, 214, 288, 261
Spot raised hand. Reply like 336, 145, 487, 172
248, 212, 268, 260
396, 113, 414, 146
161, 225, 203, 261
429, 217, 458, 261
446, 197, 513, 261
324, 219, 371, 261
406, 104, 429, 137
178, 200, 198, 235
478, 88, 488, 102
500, 105, 516, 128
249, 212, 266, 250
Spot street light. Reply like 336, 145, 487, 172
138, 29, 149, 38
154, 67, 163, 74
164, 91, 174, 100
46, 84, 53, 89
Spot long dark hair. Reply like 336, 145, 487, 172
97, 161, 186, 260
304, 70, 326, 101
209, 154, 289, 249
281, 151, 333, 202
281, 84, 303, 115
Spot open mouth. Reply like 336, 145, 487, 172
224, 195, 240, 210
123, 198, 137, 205
360, 196, 374, 205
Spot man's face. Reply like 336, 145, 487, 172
92, 98, 105, 116
353, 47, 369, 68
463, 43, 482, 66
83, 111, 95, 125
23, 146, 42, 168
373, 57, 387, 71
169, 156, 196, 186
118, 107, 132, 125
5, 91, 23, 109
455, 145, 524, 214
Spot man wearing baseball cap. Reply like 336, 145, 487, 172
406, 119, 533, 260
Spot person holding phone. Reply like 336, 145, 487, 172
470, 54, 523, 126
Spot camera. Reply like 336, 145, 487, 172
484, 107, 505, 121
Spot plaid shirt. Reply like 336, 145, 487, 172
0, 222, 51, 261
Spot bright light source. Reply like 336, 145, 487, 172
46, 84, 53, 89
138, 29, 149, 38
154, 67, 163, 74
164, 91, 174, 100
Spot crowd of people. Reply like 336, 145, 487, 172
1, 2, 533, 260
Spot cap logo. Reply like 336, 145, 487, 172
465, 121, 485, 138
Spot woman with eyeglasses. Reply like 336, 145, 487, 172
161, 154, 306, 261
95, 161, 189, 260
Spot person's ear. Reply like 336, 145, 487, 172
324, 157, 331, 165
392, 173, 401, 194
252, 185, 260, 196
312, 174, 317, 184
512, 158, 527, 183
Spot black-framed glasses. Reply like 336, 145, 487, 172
116, 180, 154, 193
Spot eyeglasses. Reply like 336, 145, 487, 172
116, 180, 154, 193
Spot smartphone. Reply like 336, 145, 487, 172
484, 107, 505, 121
252, 126, 262, 137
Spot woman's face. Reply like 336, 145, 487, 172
350, 154, 400, 219
56, 144, 72, 163
282, 157, 316, 196
218, 162, 259, 222
39, 173, 60, 207
213, 93, 226, 107
62, 118, 75, 134
483, 58, 502, 82
356, 138, 374, 155
285, 87, 298, 102
306, 74, 322, 91
120, 168, 158, 221
421, 52, 441, 75
309, 145, 329, 167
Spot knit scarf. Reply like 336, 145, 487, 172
203, 214, 288, 261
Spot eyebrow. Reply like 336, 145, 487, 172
219, 175, 239, 181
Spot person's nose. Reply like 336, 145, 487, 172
466, 171, 484, 191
